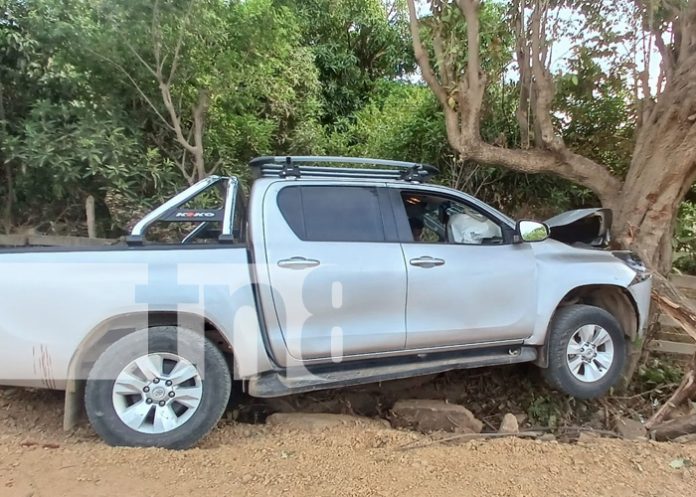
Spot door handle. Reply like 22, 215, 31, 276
277, 256, 321, 269
409, 256, 445, 268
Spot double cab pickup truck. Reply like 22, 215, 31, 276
0, 156, 651, 448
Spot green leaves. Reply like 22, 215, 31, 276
0, 0, 326, 234
281, 0, 415, 125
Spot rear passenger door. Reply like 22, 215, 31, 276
263, 182, 407, 361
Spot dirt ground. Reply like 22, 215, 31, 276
1, 386, 696, 497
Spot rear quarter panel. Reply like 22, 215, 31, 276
0, 246, 270, 389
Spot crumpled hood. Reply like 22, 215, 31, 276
544, 208, 612, 247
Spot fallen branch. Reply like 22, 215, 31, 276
644, 354, 696, 430
642, 272, 696, 428
611, 382, 680, 400
651, 413, 696, 441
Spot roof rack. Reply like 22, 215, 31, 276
249, 156, 439, 182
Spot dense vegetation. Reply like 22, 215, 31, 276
1, 0, 695, 273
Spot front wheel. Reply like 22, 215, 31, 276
85, 326, 231, 449
542, 304, 626, 399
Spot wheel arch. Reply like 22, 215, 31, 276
63, 310, 234, 431
535, 284, 639, 368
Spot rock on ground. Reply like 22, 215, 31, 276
577, 431, 602, 444
614, 417, 647, 440
389, 399, 483, 433
498, 413, 520, 434
673, 433, 696, 443
265, 412, 388, 431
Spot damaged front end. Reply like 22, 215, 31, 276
543, 207, 652, 334
544, 208, 612, 248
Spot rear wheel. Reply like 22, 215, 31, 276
542, 304, 626, 399
85, 326, 231, 449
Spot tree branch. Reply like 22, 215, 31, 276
406, 0, 461, 149
88, 49, 174, 132
168, 0, 196, 84
191, 89, 209, 180
431, 22, 451, 88
470, 142, 622, 206
405, 0, 449, 110
514, 0, 531, 148
127, 43, 158, 80
529, 0, 563, 151
456, 0, 485, 140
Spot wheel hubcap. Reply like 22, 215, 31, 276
112, 353, 203, 434
566, 324, 614, 383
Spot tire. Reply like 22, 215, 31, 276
85, 326, 231, 449
542, 304, 626, 399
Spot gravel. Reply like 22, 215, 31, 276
1, 386, 696, 497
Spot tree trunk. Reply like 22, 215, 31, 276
2, 162, 12, 234
612, 45, 696, 271
85, 195, 96, 239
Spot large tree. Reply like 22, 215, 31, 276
407, 0, 696, 407
406, 0, 696, 274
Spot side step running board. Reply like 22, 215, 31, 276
247, 346, 537, 398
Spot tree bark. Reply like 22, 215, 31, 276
613, 18, 696, 271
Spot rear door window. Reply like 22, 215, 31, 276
277, 186, 386, 242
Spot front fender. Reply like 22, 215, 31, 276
526, 240, 639, 346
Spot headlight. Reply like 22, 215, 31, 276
613, 251, 650, 281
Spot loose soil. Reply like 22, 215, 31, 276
1, 385, 696, 497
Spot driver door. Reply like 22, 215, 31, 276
392, 187, 538, 349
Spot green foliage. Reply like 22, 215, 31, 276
326, 82, 448, 163
424, 1, 513, 83
554, 48, 634, 178
674, 201, 696, 274
526, 394, 564, 429
278, 0, 415, 124
0, 1, 154, 234
0, 0, 690, 260
0, 0, 326, 234
638, 358, 684, 388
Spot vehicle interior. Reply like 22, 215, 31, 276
400, 192, 504, 245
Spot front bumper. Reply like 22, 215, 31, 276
627, 276, 652, 337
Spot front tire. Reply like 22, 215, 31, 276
542, 304, 626, 399
85, 326, 231, 449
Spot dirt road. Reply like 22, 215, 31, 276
1, 387, 695, 497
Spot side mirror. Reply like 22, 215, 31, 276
515, 220, 550, 243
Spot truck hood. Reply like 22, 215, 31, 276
544, 208, 611, 247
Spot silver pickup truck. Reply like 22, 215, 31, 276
0, 156, 651, 448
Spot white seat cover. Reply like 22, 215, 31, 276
447, 212, 497, 244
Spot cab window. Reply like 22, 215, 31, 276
278, 185, 386, 242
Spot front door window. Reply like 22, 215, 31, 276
400, 192, 503, 245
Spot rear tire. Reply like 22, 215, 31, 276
542, 304, 625, 399
85, 326, 231, 449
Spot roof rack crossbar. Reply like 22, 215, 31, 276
249, 156, 438, 182
258, 164, 409, 177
